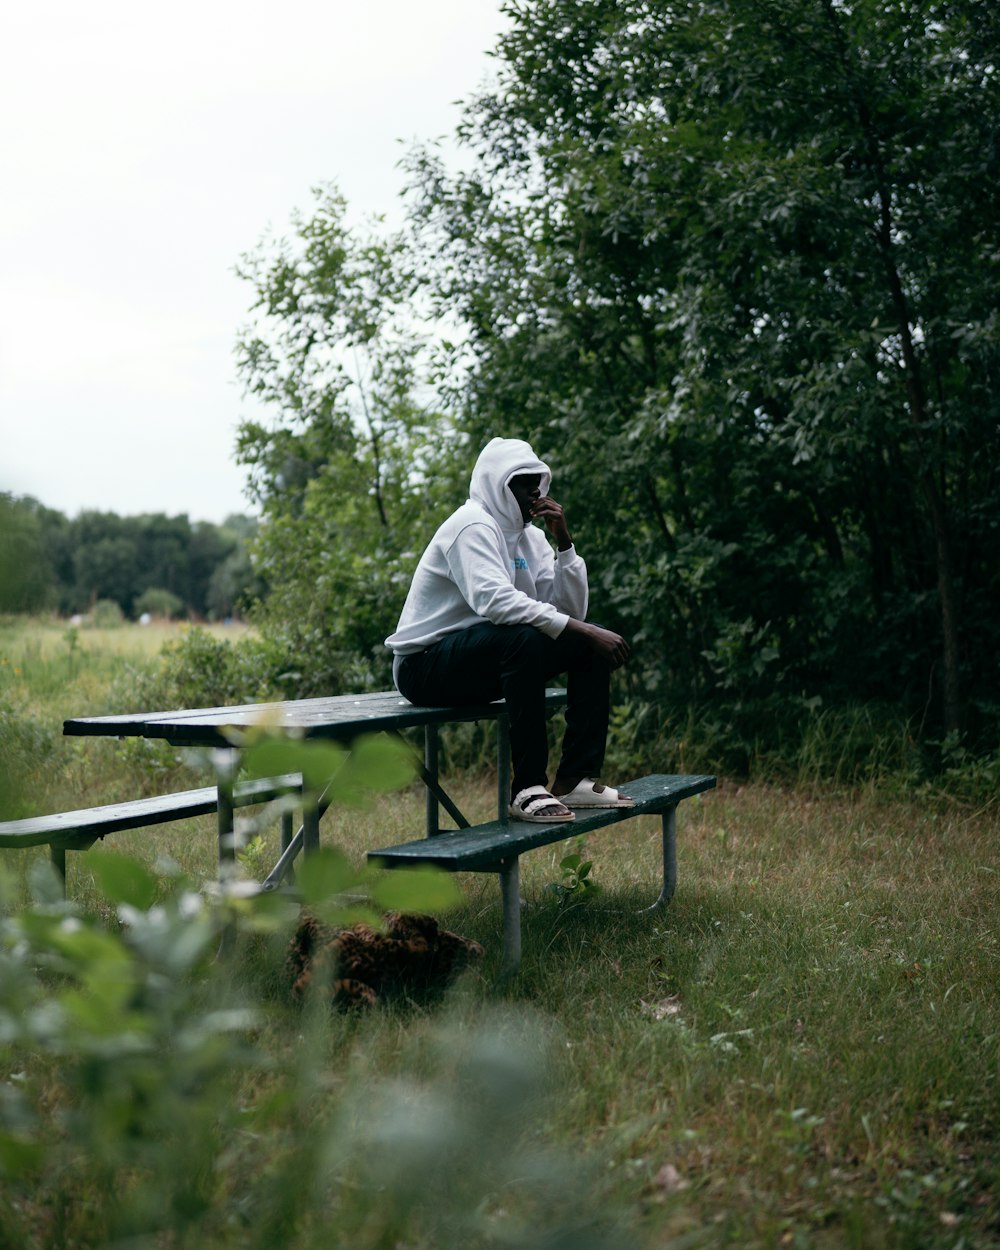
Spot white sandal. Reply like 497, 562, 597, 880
554, 779, 635, 809
509, 786, 576, 823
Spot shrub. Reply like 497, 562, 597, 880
139, 625, 290, 709
134, 587, 185, 620
91, 599, 124, 628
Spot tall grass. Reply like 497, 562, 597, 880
0, 618, 997, 1248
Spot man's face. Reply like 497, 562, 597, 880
508, 473, 542, 524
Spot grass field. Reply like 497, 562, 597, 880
0, 618, 997, 1248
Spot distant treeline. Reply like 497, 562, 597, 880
0, 493, 261, 620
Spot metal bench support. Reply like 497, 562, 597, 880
50, 846, 66, 887
498, 856, 521, 980
425, 725, 439, 835
641, 804, 678, 912
496, 713, 511, 822
216, 750, 237, 871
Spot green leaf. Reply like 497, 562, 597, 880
297, 847, 357, 905
241, 736, 299, 786
46, 925, 132, 971
0, 1131, 44, 1178
59, 984, 136, 1032
15, 911, 63, 945
371, 866, 462, 913
82, 851, 157, 911
243, 738, 346, 794
327, 734, 416, 808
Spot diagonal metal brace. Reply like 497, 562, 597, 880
389, 731, 471, 832
261, 785, 334, 891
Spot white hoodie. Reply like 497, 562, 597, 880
385, 437, 589, 681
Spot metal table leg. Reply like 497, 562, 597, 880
216, 749, 237, 878
425, 724, 440, 836
499, 856, 522, 979
640, 804, 677, 911
303, 804, 320, 855
50, 846, 66, 897
280, 810, 294, 854
497, 713, 511, 822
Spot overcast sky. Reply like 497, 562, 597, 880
0, 0, 506, 524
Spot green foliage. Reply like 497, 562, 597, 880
0, 494, 57, 613
931, 734, 1000, 807
0, 865, 252, 1241
0, 730, 624, 1249
4, 502, 260, 621
206, 0, 1000, 778
91, 597, 124, 628
134, 586, 185, 619
229, 729, 465, 915
545, 838, 601, 904
150, 624, 289, 708
239, 728, 415, 808
0, 699, 56, 820
404, 0, 1000, 750
234, 185, 467, 697
0, 856, 622, 1247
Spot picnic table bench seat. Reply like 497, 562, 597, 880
370, 772, 716, 976
0, 774, 302, 892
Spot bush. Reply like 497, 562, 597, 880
134, 587, 185, 620
0, 729, 623, 1250
0, 861, 622, 1249
91, 599, 124, 628
0, 700, 57, 819
148, 626, 290, 709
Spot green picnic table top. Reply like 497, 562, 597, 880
63, 688, 569, 748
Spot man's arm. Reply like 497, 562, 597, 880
530, 495, 573, 550
528, 494, 589, 619
529, 495, 629, 666
562, 617, 631, 670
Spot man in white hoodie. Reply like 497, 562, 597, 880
385, 437, 633, 823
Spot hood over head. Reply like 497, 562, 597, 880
469, 437, 551, 533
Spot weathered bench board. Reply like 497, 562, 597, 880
370, 773, 716, 975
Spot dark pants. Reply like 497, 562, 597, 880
396, 622, 611, 798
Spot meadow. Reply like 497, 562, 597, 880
0, 617, 997, 1248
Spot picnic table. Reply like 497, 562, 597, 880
0, 688, 716, 975
60, 689, 571, 886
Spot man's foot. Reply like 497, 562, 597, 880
551, 778, 635, 809
508, 786, 577, 823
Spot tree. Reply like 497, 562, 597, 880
205, 516, 264, 621
0, 495, 57, 613
3, 505, 257, 622
234, 186, 466, 693
71, 514, 140, 615
405, 0, 1000, 743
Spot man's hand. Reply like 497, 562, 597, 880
530, 495, 573, 550
564, 619, 631, 670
